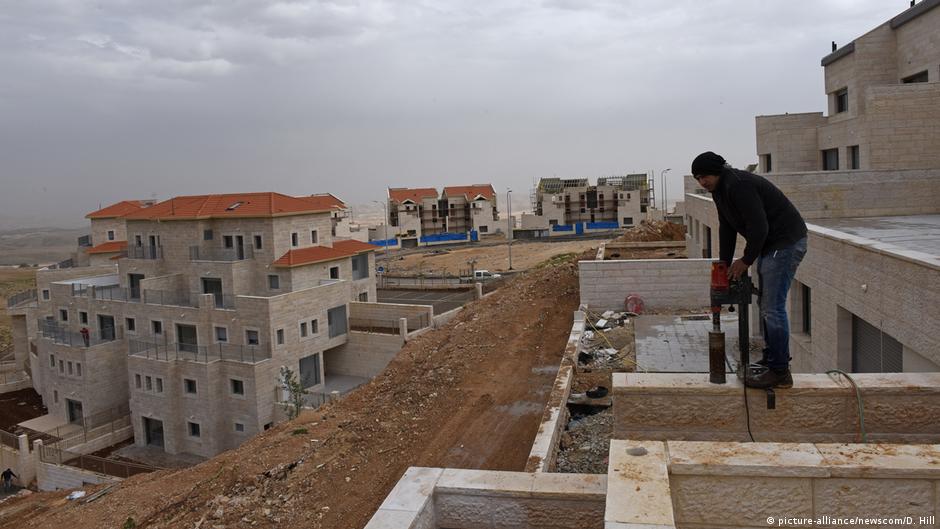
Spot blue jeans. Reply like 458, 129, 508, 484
757, 237, 807, 370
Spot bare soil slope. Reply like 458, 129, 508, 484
4, 254, 583, 529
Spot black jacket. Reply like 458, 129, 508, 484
712, 168, 806, 265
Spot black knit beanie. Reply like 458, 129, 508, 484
691, 151, 726, 176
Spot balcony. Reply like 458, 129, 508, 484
73, 285, 235, 310
37, 320, 116, 348
7, 289, 38, 309
127, 245, 163, 260
128, 337, 268, 364
189, 245, 254, 262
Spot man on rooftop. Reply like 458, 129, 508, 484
691, 151, 808, 389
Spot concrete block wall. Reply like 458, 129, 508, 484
349, 301, 433, 328
36, 458, 119, 492
613, 372, 940, 443
324, 331, 404, 379
579, 258, 713, 311
866, 83, 940, 171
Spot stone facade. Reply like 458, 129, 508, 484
20, 194, 381, 459
756, 2, 940, 173
530, 176, 651, 234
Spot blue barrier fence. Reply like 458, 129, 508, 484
586, 221, 619, 230
551, 224, 574, 232
419, 232, 469, 243
371, 238, 398, 247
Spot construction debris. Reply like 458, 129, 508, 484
579, 312, 637, 371
614, 220, 686, 242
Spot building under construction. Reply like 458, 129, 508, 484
523, 174, 652, 234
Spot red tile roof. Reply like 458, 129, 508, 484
388, 188, 438, 203
123, 193, 335, 221
86, 241, 128, 254
272, 240, 377, 268
86, 201, 147, 219
305, 194, 347, 210
443, 184, 496, 200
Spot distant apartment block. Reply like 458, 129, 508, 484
386, 185, 498, 247
756, 0, 940, 173
519, 175, 652, 237
10, 192, 379, 458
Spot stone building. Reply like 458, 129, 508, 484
11, 192, 378, 458
386, 185, 499, 247
522, 175, 651, 236
756, 0, 940, 173
684, 0, 940, 374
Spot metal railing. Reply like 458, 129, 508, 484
127, 245, 163, 260
37, 319, 117, 348
46, 258, 74, 270
6, 288, 38, 308
40, 443, 160, 479
77, 234, 92, 247
349, 317, 402, 335
128, 337, 268, 364
0, 429, 20, 451
189, 245, 255, 262
48, 405, 131, 452
73, 285, 235, 310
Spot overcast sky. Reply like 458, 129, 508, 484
0, 0, 905, 228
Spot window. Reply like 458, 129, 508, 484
580, 208, 586, 213
622, 217, 634, 226
54, 390, 58, 403
59, 360, 64, 373
761, 153, 772, 173
479, 226, 488, 233
223, 235, 234, 248
215, 326, 228, 342
152, 320, 163, 335
107, 230, 115, 241
135, 373, 141, 388
328, 306, 348, 338
42, 289, 50, 300
835, 88, 848, 113
188, 422, 201, 438
254, 234, 262, 249
802, 284, 812, 335
59, 309, 68, 322
300, 321, 308, 338
902, 70, 928, 83
145, 376, 152, 391
276, 328, 284, 345
822, 148, 839, 171
330, 266, 340, 280
849, 145, 860, 170
291, 232, 299, 247
231, 379, 245, 395
126, 317, 136, 332
351, 254, 368, 280
311, 319, 319, 335
246, 330, 259, 346
156, 377, 163, 393
204, 229, 213, 240
50, 354, 56, 368
68, 361, 73, 375
79, 311, 88, 324
268, 274, 280, 289
358, 292, 368, 302
234, 422, 245, 433
76, 363, 82, 377
311, 230, 318, 244
184, 378, 197, 394
134, 234, 142, 247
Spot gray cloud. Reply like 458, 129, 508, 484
0, 0, 898, 228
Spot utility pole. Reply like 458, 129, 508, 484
507, 188, 513, 271
373, 200, 390, 272
660, 168, 672, 213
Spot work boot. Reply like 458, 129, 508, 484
745, 367, 792, 389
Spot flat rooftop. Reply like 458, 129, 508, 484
810, 214, 940, 267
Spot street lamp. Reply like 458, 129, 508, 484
660, 168, 672, 213
506, 188, 513, 271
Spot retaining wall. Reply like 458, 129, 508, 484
324, 331, 404, 379
613, 372, 940, 443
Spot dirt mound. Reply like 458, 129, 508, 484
6, 254, 583, 529
614, 220, 685, 242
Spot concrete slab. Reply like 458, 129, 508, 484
19, 414, 74, 435
315, 374, 369, 396
377, 288, 475, 314
634, 314, 738, 372
606, 440, 675, 527
811, 214, 940, 266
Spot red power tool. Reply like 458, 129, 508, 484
708, 262, 756, 383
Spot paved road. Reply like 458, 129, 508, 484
377, 289, 476, 314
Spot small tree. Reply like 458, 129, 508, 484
279, 366, 306, 420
